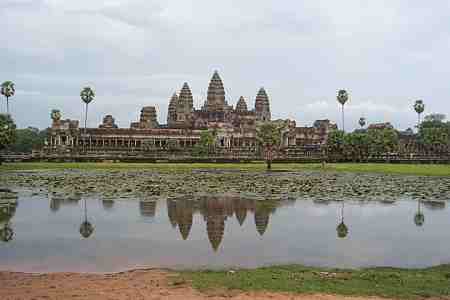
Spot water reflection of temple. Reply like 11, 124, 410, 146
102, 199, 115, 211
167, 196, 277, 251
140, 200, 157, 218
49, 194, 81, 212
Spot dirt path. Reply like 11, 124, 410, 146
0, 269, 397, 300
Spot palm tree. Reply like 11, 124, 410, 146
79, 199, 94, 238
414, 200, 425, 227
1, 81, 15, 115
336, 201, 348, 238
80, 87, 95, 151
413, 100, 425, 131
358, 117, 366, 129
337, 90, 349, 132
80, 87, 95, 131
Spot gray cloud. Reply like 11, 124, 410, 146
1, 0, 449, 129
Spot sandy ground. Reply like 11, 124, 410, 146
0, 269, 401, 300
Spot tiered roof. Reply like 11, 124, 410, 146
255, 87, 270, 109
167, 93, 178, 124
179, 82, 193, 110
254, 87, 271, 121
235, 96, 248, 112
206, 71, 226, 111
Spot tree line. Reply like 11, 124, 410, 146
326, 113, 450, 161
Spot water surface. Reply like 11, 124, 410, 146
0, 193, 449, 273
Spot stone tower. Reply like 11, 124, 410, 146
207, 215, 225, 252
131, 106, 159, 129
99, 115, 118, 129
176, 201, 193, 241
174, 83, 193, 126
139, 200, 157, 218
254, 87, 271, 121
254, 207, 270, 236
167, 93, 178, 126
179, 82, 193, 110
206, 71, 227, 112
235, 96, 248, 112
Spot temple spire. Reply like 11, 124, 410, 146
167, 92, 178, 125
255, 87, 271, 121
179, 82, 193, 110
206, 71, 226, 112
235, 96, 248, 112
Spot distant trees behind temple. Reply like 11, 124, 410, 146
0, 114, 16, 152
418, 114, 450, 155
6, 127, 47, 153
327, 113, 449, 161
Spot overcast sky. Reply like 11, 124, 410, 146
2, 0, 449, 130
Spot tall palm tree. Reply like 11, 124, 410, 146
358, 117, 366, 129
413, 100, 425, 131
80, 87, 95, 131
79, 199, 94, 238
337, 90, 349, 132
414, 200, 425, 227
336, 201, 348, 238
1, 81, 15, 115
80, 87, 95, 151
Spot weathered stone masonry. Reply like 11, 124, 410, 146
44, 71, 336, 160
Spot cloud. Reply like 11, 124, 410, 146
1, 0, 448, 130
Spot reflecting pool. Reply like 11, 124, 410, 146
0, 192, 449, 273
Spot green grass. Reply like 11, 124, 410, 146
181, 265, 450, 299
0, 162, 449, 176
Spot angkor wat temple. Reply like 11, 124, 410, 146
44, 71, 336, 161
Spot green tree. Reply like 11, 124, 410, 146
0, 114, 16, 151
326, 130, 345, 160
7, 127, 47, 153
1, 81, 15, 115
256, 121, 285, 170
337, 90, 349, 132
80, 199, 94, 238
414, 200, 425, 227
336, 202, 348, 238
413, 100, 425, 129
193, 129, 216, 156
80, 86, 95, 132
367, 127, 399, 157
419, 114, 449, 154
343, 132, 369, 161
0, 114, 17, 164
80, 87, 95, 151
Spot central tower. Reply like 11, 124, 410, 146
206, 71, 227, 112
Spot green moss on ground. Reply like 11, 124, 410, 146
182, 265, 450, 299
0, 162, 449, 176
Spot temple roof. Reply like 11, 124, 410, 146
235, 96, 248, 112
179, 83, 193, 108
169, 93, 178, 107
206, 71, 226, 111
255, 87, 270, 106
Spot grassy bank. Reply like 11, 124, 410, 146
0, 162, 449, 176
182, 265, 450, 299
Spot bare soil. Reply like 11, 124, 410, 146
0, 269, 396, 300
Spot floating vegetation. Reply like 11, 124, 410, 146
0, 169, 449, 203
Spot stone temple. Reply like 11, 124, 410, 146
45, 71, 336, 160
